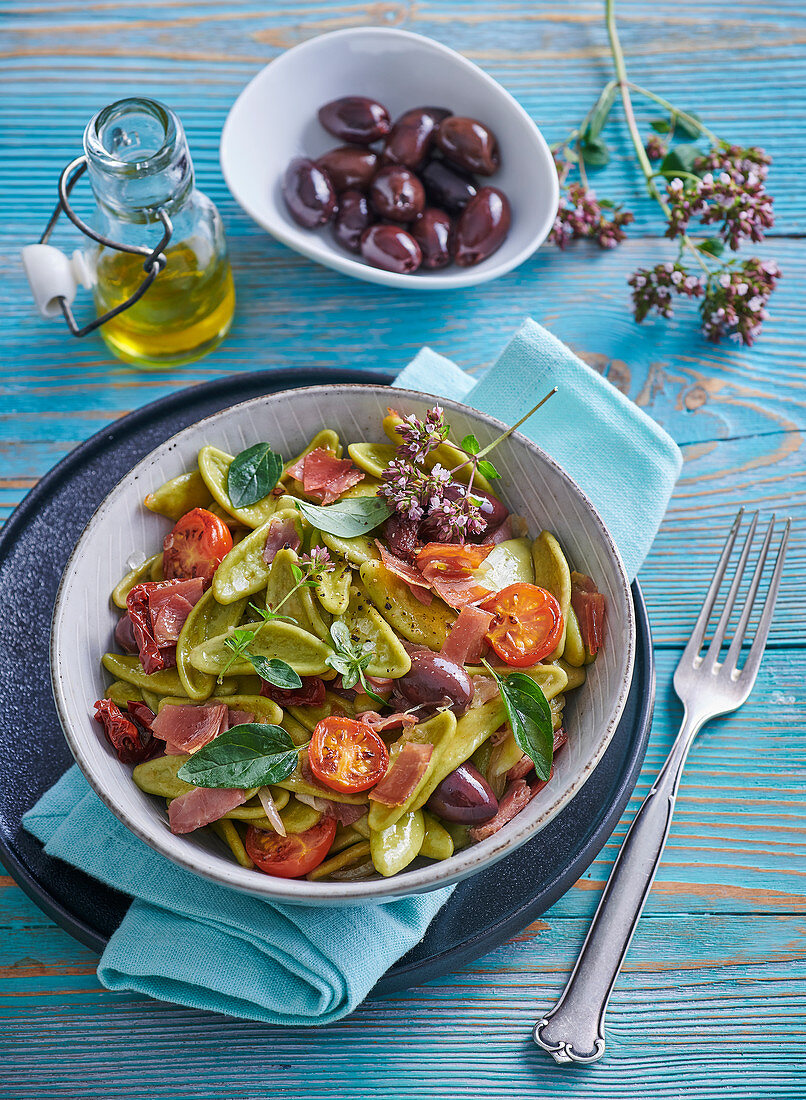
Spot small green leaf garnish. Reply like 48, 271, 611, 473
581, 81, 617, 143
673, 110, 703, 140
248, 656, 302, 690
483, 661, 554, 781
294, 496, 392, 538
697, 237, 725, 257
325, 621, 386, 705
477, 459, 501, 480
227, 443, 283, 509
177, 724, 299, 789
580, 135, 610, 167
658, 143, 701, 177
461, 434, 480, 456
650, 118, 671, 134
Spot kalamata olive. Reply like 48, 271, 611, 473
435, 116, 500, 176
360, 224, 422, 273
397, 650, 474, 714
383, 106, 452, 169
427, 763, 499, 824
369, 165, 425, 223
282, 156, 337, 228
454, 186, 511, 266
318, 96, 391, 144
420, 158, 478, 214
410, 207, 453, 269
332, 189, 373, 253
316, 146, 378, 193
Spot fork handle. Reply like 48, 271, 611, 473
533, 709, 703, 1064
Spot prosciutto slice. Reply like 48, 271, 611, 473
227, 709, 255, 728
262, 512, 301, 565
469, 767, 555, 841
506, 729, 567, 782
150, 578, 205, 645
376, 543, 434, 605
441, 605, 494, 665
152, 702, 228, 755
416, 542, 494, 609
126, 578, 205, 672
369, 742, 433, 807
570, 572, 607, 655
169, 786, 247, 834
356, 709, 419, 733
289, 447, 365, 504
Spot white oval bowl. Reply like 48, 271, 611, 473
52, 385, 635, 905
220, 27, 559, 289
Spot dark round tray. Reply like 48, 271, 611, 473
0, 367, 654, 997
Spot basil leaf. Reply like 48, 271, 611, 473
477, 459, 501, 480
177, 724, 298, 789
485, 663, 554, 782
248, 656, 302, 690
294, 496, 392, 538
501, 673, 554, 781
461, 434, 480, 455
227, 443, 283, 508
659, 143, 701, 177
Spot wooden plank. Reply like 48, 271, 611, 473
0, 915, 804, 1097
1, 0, 802, 234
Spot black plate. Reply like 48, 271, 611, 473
0, 367, 654, 997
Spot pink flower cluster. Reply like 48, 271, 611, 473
550, 182, 634, 250
379, 408, 486, 540
664, 144, 774, 250
645, 134, 667, 162
628, 262, 704, 322
700, 259, 781, 346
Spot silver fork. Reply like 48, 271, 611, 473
533, 509, 790, 1064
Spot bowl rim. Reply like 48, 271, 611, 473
219, 26, 560, 290
51, 383, 635, 904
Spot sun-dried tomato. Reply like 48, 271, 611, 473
126, 584, 166, 674
260, 675, 327, 708
126, 700, 156, 731
93, 699, 160, 764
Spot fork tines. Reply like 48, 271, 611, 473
681, 508, 790, 680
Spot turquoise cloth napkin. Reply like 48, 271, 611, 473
24, 769, 450, 1025
397, 317, 683, 580
24, 317, 681, 1026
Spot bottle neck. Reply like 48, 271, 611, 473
84, 98, 194, 224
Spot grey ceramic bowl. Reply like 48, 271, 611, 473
51, 385, 635, 905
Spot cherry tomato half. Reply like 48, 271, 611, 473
482, 582, 564, 667
309, 716, 389, 794
162, 507, 233, 586
244, 818, 337, 879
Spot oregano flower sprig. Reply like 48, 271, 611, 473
380, 390, 556, 542
548, 0, 780, 347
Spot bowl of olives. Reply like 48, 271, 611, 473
221, 27, 559, 288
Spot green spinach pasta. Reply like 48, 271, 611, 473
94, 404, 606, 880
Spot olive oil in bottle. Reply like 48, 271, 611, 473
93, 240, 235, 367
83, 97, 235, 368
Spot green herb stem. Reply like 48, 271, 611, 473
625, 82, 720, 144
605, 0, 713, 277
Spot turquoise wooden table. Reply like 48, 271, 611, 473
2, 1, 805, 1096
